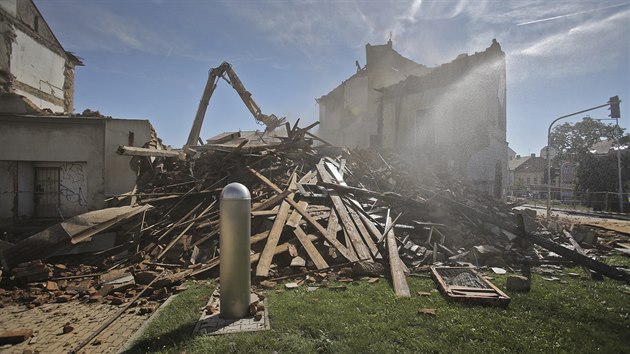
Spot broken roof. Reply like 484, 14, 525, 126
508, 155, 531, 171
381, 39, 504, 98
513, 156, 547, 173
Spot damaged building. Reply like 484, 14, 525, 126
318, 39, 507, 198
0, 0, 80, 113
0, 0, 154, 220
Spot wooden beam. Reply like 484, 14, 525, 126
386, 215, 410, 297
317, 162, 372, 261
292, 227, 328, 269
250, 234, 317, 264
255, 173, 296, 277
357, 210, 384, 244
251, 230, 270, 244
520, 214, 629, 282
285, 172, 328, 269
252, 190, 291, 212
0, 329, 33, 344
251, 210, 279, 217
156, 222, 194, 260
117, 145, 182, 158
345, 199, 381, 259
247, 166, 356, 261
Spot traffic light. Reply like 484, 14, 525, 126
609, 95, 621, 118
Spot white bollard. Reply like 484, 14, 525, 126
219, 182, 251, 319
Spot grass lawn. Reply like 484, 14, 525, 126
126, 262, 630, 353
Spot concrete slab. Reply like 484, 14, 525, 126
193, 290, 269, 336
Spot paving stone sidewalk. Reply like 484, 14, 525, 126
0, 301, 151, 354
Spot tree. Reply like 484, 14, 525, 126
575, 148, 630, 211
549, 118, 627, 210
549, 117, 624, 162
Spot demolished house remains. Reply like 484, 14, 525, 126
0, 1, 628, 350
1, 123, 628, 313
318, 39, 507, 199
0, 0, 161, 220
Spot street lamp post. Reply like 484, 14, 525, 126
546, 101, 612, 222
615, 118, 624, 212
559, 161, 571, 202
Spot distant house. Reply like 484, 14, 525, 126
512, 153, 548, 198
511, 151, 575, 200
589, 140, 629, 155
508, 153, 530, 194
0, 0, 154, 220
318, 39, 507, 199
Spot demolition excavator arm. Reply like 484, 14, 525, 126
186, 61, 286, 146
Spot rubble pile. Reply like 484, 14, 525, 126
1, 123, 628, 308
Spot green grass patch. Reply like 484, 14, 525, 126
126, 267, 629, 354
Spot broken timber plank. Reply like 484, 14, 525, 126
562, 229, 585, 254
285, 171, 328, 270
117, 145, 182, 158
324, 161, 347, 186
251, 230, 270, 244
191, 228, 219, 248
292, 228, 328, 269
0, 329, 33, 344
326, 209, 340, 239
251, 234, 318, 264
385, 215, 410, 297
344, 199, 381, 259
305, 131, 334, 146
252, 190, 291, 212
246, 166, 356, 262
317, 162, 372, 261
156, 222, 194, 260
326, 209, 353, 259
157, 202, 204, 242
251, 210, 279, 217
563, 229, 601, 278
519, 214, 630, 282
256, 173, 296, 277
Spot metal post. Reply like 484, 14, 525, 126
559, 161, 570, 203
545, 101, 611, 222
546, 134, 552, 221
615, 117, 624, 212
220, 182, 251, 319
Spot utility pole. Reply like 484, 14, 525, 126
609, 96, 623, 212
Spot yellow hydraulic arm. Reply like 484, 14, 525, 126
186, 61, 286, 146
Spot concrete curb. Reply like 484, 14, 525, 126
118, 294, 179, 353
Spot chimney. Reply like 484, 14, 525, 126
531, 153, 536, 157
516, 155, 521, 159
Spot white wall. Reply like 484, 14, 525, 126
104, 119, 152, 196
466, 140, 509, 197
0, 0, 17, 16
10, 28, 66, 112
0, 116, 153, 218
0, 117, 104, 214
319, 75, 369, 148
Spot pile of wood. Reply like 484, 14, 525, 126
1, 122, 628, 308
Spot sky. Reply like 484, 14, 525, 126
36, 0, 629, 155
